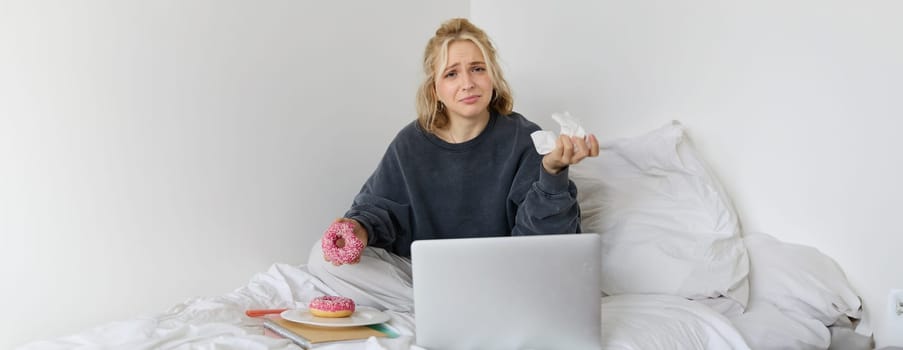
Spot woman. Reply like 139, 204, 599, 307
307, 18, 599, 311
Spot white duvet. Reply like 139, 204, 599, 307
601, 294, 749, 350
18, 263, 750, 350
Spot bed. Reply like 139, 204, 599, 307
18, 122, 873, 350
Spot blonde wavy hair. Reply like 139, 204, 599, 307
416, 18, 514, 133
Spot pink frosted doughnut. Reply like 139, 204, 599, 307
322, 221, 365, 265
308, 295, 355, 318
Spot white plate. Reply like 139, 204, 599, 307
280, 306, 390, 327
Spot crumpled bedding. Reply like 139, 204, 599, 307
601, 294, 750, 350
18, 264, 419, 350
18, 263, 752, 350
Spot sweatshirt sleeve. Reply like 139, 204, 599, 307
509, 150, 582, 235
344, 141, 411, 250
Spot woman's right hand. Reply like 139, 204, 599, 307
541, 134, 600, 175
322, 217, 369, 266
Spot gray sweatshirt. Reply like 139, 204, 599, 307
346, 111, 580, 257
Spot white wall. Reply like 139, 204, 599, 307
0, 1, 467, 348
472, 0, 902, 346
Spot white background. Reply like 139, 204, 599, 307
472, 0, 902, 347
2, 0, 902, 348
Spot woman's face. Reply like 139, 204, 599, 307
435, 40, 493, 124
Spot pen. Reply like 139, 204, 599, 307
245, 308, 288, 317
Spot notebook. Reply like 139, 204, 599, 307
411, 234, 602, 350
263, 316, 395, 347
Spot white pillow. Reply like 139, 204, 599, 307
571, 121, 749, 305
743, 232, 862, 326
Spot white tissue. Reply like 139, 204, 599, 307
530, 111, 588, 155
531, 131, 559, 155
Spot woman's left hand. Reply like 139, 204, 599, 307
542, 134, 600, 175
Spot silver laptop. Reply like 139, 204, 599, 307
411, 234, 602, 350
